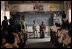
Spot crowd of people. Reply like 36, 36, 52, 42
1, 15, 27, 48
1, 11, 71, 48
50, 11, 71, 48
1, 14, 46, 48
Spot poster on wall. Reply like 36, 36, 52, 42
55, 4, 59, 11
49, 3, 55, 11
33, 4, 43, 11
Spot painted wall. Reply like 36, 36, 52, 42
9, 4, 33, 12
9, 3, 64, 12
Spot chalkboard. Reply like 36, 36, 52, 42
25, 14, 53, 26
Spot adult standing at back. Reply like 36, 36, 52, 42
2, 16, 8, 31
33, 20, 38, 38
2, 16, 8, 37
21, 16, 27, 33
40, 21, 46, 38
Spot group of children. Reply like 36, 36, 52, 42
50, 11, 71, 48
1, 16, 27, 48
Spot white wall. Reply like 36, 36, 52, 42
9, 4, 33, 12
9, 3, 64, 12
19, 4, 33, 12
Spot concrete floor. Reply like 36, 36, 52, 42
24, 38, 56, 48
27, 32, 50, 38
24, 34, 56, 48
24, 32, 56, 48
